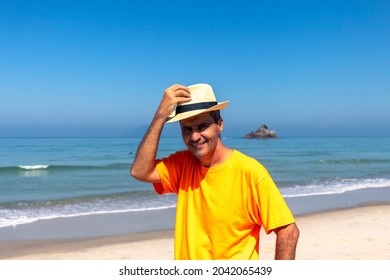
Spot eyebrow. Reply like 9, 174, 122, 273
181, 121, 213, 128
181, 122, 215, 134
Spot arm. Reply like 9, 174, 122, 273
273, 222, 299, 260
130, 84, 191, 183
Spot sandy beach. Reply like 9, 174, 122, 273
1, 204, 389, 260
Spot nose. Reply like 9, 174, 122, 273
190, 131, 201, 142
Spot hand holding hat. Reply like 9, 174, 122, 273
166, 83, 229, 123
155, 84, 192, 121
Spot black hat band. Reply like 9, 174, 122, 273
176, 101, 218, 114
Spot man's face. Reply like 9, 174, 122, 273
180, 112, 223, 165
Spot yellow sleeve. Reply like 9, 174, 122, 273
257, 175, 295, 234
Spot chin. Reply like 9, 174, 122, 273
191, 150, 203, 158
190, 148, 206, 159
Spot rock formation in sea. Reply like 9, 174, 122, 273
244, 125, 277, 139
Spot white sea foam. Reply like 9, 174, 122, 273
282, 178, 390, 198
0, 205, 177, 229
18, 165, 49, 170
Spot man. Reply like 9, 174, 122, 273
131, 83, 299, 260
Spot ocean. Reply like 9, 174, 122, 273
1, 136, 390, 239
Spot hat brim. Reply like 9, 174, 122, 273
166, 101, 229, 123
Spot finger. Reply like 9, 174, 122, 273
171, 84, 191, 97
174, 89, 192, 99
165, 85, 191, 100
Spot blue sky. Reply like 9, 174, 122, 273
1, 0, 389, 137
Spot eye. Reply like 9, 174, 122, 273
181, 127, 192, 135
198, 124, 210, 131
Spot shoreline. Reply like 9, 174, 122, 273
2, 186, 390, 242
2, 202, 390, 260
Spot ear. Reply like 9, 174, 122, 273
218, 118, 224, 133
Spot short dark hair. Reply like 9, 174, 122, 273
210, 110, 222, 123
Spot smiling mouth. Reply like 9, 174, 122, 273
191, 141, 206, 148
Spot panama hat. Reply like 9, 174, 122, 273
166, 83, 229, 123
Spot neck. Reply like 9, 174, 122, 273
200, 142, 233, 167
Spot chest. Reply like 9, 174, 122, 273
176, 169, 252, 223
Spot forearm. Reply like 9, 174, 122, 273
130, 114, 166, 182
130, 84, 191, 182
274, 223, 299, 260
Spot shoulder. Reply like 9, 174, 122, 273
167, 150, 193, 160
233, 150, 266, 167
161, 150, 197, 166
231, 150, 270, 177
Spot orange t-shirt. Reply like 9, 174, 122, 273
153, 149, 295, 260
